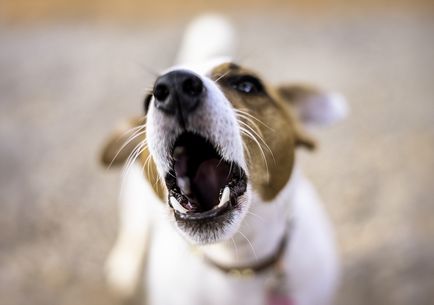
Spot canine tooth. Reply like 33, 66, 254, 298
218, 186, 230, 207
170, 196, 188, 213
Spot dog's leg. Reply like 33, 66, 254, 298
105, 163, 155, 299
288, 171, 340, 305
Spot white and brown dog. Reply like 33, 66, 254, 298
101, 15, 347, 305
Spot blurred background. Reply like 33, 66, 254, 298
0, 1, 433, 305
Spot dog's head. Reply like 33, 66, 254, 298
102, 60, 347, 244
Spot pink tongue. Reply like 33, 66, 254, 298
192, 159, 230, 211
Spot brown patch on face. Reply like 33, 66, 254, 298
100, 116, 166, 201
210, 63, 311, 201
139, 148, 166, 201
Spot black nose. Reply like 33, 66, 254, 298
153, 70, 204, 122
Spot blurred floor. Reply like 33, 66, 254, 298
0, 6, 434, 305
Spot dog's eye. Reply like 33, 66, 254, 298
231, 76, 263, 94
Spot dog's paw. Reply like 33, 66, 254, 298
105, 247, 142, 298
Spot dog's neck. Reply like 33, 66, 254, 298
199, 167, 300, 268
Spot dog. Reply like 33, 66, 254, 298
101, 15, 347, 305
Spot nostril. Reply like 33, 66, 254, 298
152, 71, 203, 117
182, 76, 203, 97
154, 84, 170, 101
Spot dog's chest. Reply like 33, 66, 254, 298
146, 215, 269, 305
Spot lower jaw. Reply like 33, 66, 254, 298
173, 206, 243, 244
173, 205, 236, 226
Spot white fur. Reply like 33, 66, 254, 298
176, 14, 235, 65
105, 15, 341, 305
105, 164, 156, 297
107, 163, 339, 305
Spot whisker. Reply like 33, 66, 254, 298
128, 145, 148, 178
142, 153, 153, 180
231, 237, 239, 261
246, 211, 265, 222
239, 127, 269, 177
122, 143, 143, 174
154, 173, 163, 189
238, 120, 263, 141
127, 144, 146, 170
108, 126, 147, 168
242, 142, 252, 166
123, 141, 147, 179
134, 61, 160, 77
236, 113, 262, 135
140, 152, 163, 193
146, 156, 164, 192
234, 108, 274, 131
216, 154, 225, 168
238, 120, 276, 165
214, 70, 231, 83
119, 141, 148, 195
237, 231, 258, 261
227, 160, 234, 181
236, 111, 276, 167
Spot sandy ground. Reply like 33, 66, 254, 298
1, 10, 433, 305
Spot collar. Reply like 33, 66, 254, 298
199, 221, 292, 277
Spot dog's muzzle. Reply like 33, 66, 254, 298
149, 69, 248, 242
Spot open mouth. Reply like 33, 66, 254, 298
165, 132, 247, 221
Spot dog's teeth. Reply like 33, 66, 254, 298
170, 196, 188, 213
218, 186, 230, 208
177, 177, 191, 194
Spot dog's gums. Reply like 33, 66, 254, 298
164, 132, 247, 221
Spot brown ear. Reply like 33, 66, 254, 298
277, 84, 348, 126
100, 116, 147, 167
294, 127, 317, 150
100, 116, 166, 201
